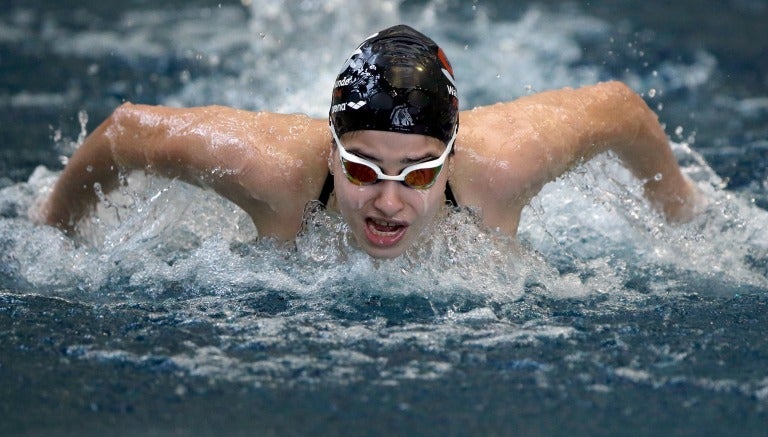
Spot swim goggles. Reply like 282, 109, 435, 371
329, 122, 457, 189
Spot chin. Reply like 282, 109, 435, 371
367, 248, 406, 259
355, 234, 411, 259
359, 241, 408, 259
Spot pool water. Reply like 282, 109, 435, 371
2, 0, 768, 435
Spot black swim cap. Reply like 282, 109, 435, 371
329, 25, 459, 144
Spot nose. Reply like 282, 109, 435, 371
372, 180, 406, 216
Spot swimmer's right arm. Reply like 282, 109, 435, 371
42, 103, 330, 237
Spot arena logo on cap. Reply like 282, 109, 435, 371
347, 101, 367, 110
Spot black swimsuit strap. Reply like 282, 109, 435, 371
444, 181, 457, 207
318, 171, 335, 206
317, 172, 458, 207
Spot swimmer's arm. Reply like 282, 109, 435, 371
41, 114, 120, 234
576, 81, 701, 222
42, 103, 329, 238
459, 81, 700, 231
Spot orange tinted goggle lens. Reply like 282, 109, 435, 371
404, 166, 440, 188
342, 159, 441, 189
343, 160, 378, 185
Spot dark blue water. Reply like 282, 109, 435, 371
2, 0, 768, 435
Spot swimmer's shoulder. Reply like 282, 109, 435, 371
203, 109, 330, 240
453, 102, 541, 193
139, 105, 332, 236
451, 88, 597, 223
449, 105, 532, 232
206, 109, 330, 221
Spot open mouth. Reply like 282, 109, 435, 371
364, 218, 408, 247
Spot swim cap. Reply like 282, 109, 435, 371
329, 25, 459, 144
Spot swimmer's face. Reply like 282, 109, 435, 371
331, 130, 451, 259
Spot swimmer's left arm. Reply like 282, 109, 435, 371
578, 81, 701, 223
456, 81, 702, 232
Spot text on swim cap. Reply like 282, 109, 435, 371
335, 76, 354, 88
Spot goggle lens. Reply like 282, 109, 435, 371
343, 160, 378, 185
341, 159, 442, 189
404, 166, 441, 188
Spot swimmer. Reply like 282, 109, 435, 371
41, 24, 702, 259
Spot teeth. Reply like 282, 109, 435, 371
369, 218, 403, 235
372, 219, 397, 227
366, 218, 406, 244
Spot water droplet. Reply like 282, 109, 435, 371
77, 110, 89, 145
93, 182, 106, 202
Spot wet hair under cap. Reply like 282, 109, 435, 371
329, 24, 459, 144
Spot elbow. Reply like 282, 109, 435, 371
602, 81, 655, 114
106, 102, 155, 168
598, 80, 634, 96
109, 102, 136, 128
597, 80, 661, 148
